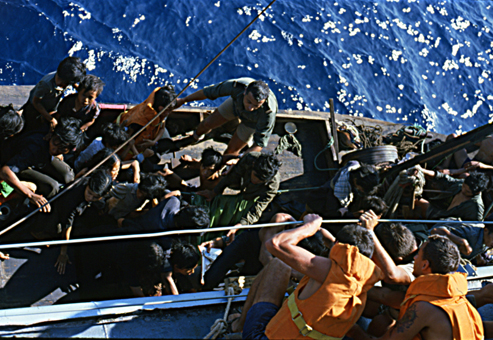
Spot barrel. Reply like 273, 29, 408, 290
341, 145, 399, 166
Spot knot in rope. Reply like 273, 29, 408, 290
203, 286, 236, 339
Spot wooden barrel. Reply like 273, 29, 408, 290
341, 145, 398, 166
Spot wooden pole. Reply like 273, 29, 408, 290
329, 99, 340, 164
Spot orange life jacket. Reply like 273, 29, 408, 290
399, 272, 484, 340
265, 243, 384, 339
117, 87, 162, 158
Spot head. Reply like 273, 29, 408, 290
77, 75, 105, 107
0, 104, 24, 139
137, 241, 166, 296
360, 196, 388, 217
174, 205, 210, 230
169, 242, 200, 275
200, 147, 223, 179
85, 170, 113, 202
102, 122, 129, 149
56, 57, 86, 87
336, 224, 375, 258
413, 235, 460, 276
463, 172, 489, 196
153, 84, 176, 112
243, 80, 270, 112
375, 223, 417, 263
484, 224, 493, 249
137, 174, 167, 199
350, 163, 380, 194
86, 148, 121, 180
251, 153, 282, 184
49, 117, 85, 155
298, 230, 329, 257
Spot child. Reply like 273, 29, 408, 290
56, 74, 105, 133
163, 242, 200, 295
22, 57, 86, 133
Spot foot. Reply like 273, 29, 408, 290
228, 313, 242, 333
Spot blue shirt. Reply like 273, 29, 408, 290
122, 195, 181, 232
436, 222, 485, 260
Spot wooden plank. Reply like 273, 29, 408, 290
329, 99, 340, 164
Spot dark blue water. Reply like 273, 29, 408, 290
1, 0, 492, 135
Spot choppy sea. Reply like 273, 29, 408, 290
1, 0, 492, 135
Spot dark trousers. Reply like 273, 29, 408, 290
203, 229, 263, 290
18, 158, 74, 198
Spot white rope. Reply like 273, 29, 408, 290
203, 286, 235, 339
0, 218, 486, 250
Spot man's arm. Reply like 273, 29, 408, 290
80, 119, 95, 132
175, 89, 207, 108
360, 210, 413, 285
258, 213, 296, 266
32, 95, 57, 130
430, 227, 473, 256
266, 214, 332, 284
367, 287, 406, 310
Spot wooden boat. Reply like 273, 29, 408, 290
1, 85, 493, 338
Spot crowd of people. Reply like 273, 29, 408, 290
0, 56, 492, 339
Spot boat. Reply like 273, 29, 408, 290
1, 83, 493, 338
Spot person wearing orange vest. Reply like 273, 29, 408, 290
230, 213, 384, 339
348, 234, 484, 340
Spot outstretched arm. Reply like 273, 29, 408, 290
175, 89, 207, 108
266, 214, 332, 284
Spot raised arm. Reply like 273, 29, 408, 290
175, 89, 207, 109
266, 214, 332, 284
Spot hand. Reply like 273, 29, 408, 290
459, 239, 473, 256
49, 117, 58, 131
464, 161, 482, 170
197, 189, 217, 202
180, 154, 194, 163
157, 169, 173, 177
226, 226, 240, 245
0, 252, 9, 260
30, 193, 51, 213
55, 253, 71, 275
117, 218, 125, 228
303, 213, 322, 224
139, 139, 156, 149
225, 158, 239, 166
164, 190, 181, 199
174, 98, 186, 109
359, 210, 379, 231
199, 240, 214, 253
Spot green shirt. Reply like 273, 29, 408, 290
28, 71, 65, 112
213, 152, 280, 225
202, 77, 278, 147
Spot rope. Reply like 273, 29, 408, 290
0, 218, 488, 250
314, 137, 339, 171
203, 286, 235, 339
0, 0, 278, 238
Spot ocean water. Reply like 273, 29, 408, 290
0, 0, 492, 135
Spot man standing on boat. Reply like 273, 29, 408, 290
175, 78, 277, 156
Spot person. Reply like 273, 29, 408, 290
21, 57, 86, 133
197, 152, 281, 243
348, 235, 484, 340
430, 221, 493, 261
414, 166, 488, 221
107, 173, 167, 220
162, 242, 201, 295
305, 161, 380, 219
0, 117, 85, 212
231, 214, 383, 339
117, 85, 176, 156
56, 74, 105, 133
175, 78, 278, 156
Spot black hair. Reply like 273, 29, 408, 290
361, 196, 388, 217
57, 57, 86, 85
138, 174, 167, 199
252, 153, 282, 182
336, 224, 375, 258
174, 205, 210, 229
88, 169, 113, 197
169, 242, 200, 270
102, 122, 128, 148
464, 172, 489, 194
153, 84, 176, 112
485, 224, 493, 234
422, 235, 460, 274
52, 116, 85, 150
201, 147, 223, 170
0, 104, 24, 139
350, 163, 380, 194
79, 74, 105, 96
375, 223, 416, 261
246, 80, 270, 102
298, 230, 329, 257
86, 147, 120, 172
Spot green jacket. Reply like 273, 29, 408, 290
213, 152, 280, 225
203, 77, 277, 147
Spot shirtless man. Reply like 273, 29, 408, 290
442, 134, 493, 170
348, 235, 483, 340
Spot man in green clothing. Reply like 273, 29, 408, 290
175, 78, 278, 156
197, 152, 281, 244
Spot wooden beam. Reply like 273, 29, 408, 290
329, 99, 340, 164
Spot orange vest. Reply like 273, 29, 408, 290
399, 272, 483, 340
117, 87, 162, 157
265, 243, 384, 339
